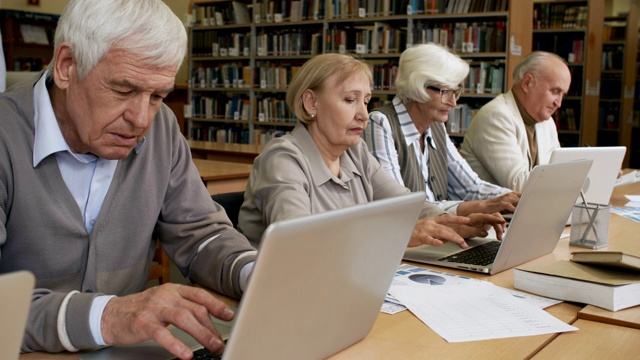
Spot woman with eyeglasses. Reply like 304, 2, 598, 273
363, 43, 521, 220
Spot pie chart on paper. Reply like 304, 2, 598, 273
408, 273, 447, 285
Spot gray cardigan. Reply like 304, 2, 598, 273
0, 74, 257, 352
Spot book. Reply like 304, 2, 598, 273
571, 251, 640, 271
514, 257, 640, 311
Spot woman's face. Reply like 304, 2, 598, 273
306, 71, 371, 155
418, 86, 457, 126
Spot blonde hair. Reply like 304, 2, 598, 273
286, 53, 373, 123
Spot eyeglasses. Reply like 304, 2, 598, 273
425, 85, 463, 104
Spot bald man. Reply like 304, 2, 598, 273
460, 51, 571, 191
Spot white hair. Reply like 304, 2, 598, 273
395, 43, 470, 104
47, 0, 187, 81
512, 51, 566, 85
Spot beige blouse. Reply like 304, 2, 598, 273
237, 124, 445, 247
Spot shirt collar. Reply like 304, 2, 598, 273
291, 124, 361, 185
32, 72, 146, 167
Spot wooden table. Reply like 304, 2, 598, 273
531, 319, 640, 359
332, 175, 640, 359
20, 171, 640, 360
192, 159, 252, 195
188, 141, 263, 164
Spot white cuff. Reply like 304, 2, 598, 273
89, 295, 117, 346
57, 290, 80, 352
239, 261, 255, 292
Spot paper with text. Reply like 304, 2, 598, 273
388, 266, 576, 342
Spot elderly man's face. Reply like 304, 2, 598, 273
521, 59, 571, 123
60, 48, 177, 159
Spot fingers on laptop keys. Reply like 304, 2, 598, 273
100, 283, 232, 360
409, 214, 469, 249
467, 212, 507, 240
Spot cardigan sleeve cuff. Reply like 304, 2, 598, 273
65, 292, 101, 350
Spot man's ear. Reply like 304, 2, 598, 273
301, 89, 317, 115
53, 43, 75, 90
520, 73, 535, 94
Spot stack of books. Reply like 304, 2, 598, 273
514, 251, 640, 312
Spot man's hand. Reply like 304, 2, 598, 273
456, 192, 521, 216
409, 214, 470, 248
101, 283, 233, 360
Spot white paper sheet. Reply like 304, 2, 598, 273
388, 266, 576, 342
385, 265, 561, 311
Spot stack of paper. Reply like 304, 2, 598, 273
384, 265, 576, 342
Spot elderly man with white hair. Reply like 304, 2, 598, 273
460, 51, 571, 191
0, 1, 256, 358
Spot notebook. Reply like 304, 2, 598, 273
403, 160, 592, 275
0, 271, 36, 360
549, 146, 626, 205
81, 192, 425, 360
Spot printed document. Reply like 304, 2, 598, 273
388, 265, 576, 342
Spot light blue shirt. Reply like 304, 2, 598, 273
32, 73, 253, 347
33, 73, 123, 346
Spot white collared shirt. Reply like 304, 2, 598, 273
365, 95, 508, 214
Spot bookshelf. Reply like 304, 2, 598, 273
598, 6, 638, 168
633, 27, 640, 169
0, 10, 59, 72
532, 0, 603, 148
187, 0, 533, 145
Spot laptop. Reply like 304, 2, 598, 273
0, 271, 35, 360
81, 192, 425, 360
550, 146, 625, 205
403, 160, 592, 275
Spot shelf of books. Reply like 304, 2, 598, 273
0, 10, 59, 71
597, 7, 638, 168
632, 29, 640, 169
532, 0, 602, 147
187, 0, 531, 145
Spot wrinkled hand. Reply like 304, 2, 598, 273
457, 192, 521, 216
101, 283, 234, 360
409, 214, 470, 248
448, 212, 506, 240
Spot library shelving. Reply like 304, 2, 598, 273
633, 28, 640, 169
532, 0, 603, 148
0, 10, 59, 72
187, 0, 533, 145
597, 6, 637, 168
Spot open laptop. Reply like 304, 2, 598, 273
403, 160, 592, 275
549, 146, 626, 206
550, 146, 625, 225
81, 192, 425, 360
0, 271, 35, 360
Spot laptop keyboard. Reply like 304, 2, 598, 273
169, 348, 222, 360
438, 241, 501, 266
190, 348, 222, 359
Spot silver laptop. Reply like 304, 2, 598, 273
0, 271, 35, 360
403, 160, 592, 275
81, 192, 425, 360
549, 146, 625, 205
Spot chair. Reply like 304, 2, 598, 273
147, 192, 244, 285
148, 244, 170, 285
211, 191, 245, 228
